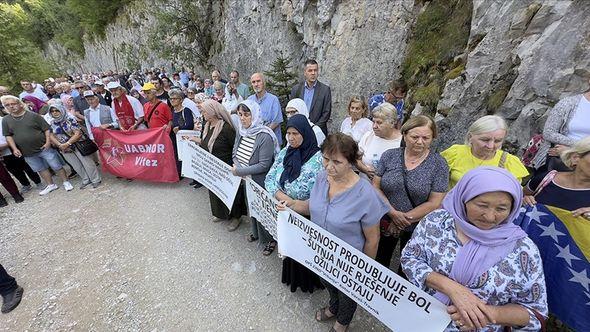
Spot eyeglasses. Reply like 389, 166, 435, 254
74, 86, 84, 90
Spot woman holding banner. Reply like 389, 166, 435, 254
265, 114, 324, 293
190, 100, 245, 225
232, 100, 279, 252
280, 133, 389, 332
401, 167, 547, 331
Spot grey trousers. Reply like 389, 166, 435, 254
251, 217, 272, 244
62, 150, 101, 184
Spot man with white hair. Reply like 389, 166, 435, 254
247, 73, 283, 145
107, 82, 145, 131
1, 95, 73, 195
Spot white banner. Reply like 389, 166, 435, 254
181, 142, 241, 209
277, 209, 451, 332
176, 130, 201, 161
244, 179, 278, 240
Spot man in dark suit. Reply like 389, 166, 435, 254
289, 59, 332, 135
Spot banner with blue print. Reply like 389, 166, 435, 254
515, 204, 590, 332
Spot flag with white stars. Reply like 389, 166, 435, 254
515, 204, 590, 331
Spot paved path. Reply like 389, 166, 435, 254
1, 175, 390, 331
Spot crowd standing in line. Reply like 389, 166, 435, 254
1, 63, 589, 332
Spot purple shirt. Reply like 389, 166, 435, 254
309, 170, 390, 251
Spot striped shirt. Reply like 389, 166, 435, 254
237, 136, 256, 167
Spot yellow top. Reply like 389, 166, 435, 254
441, 144, 529, 189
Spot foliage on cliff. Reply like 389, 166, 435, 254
0, 0, 128, 89
148, 0, 221, 67
401, 0, 473, 114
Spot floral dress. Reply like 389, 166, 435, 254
401, 209, 548, 331
50, 114, 82, 144
264, 148, 323, 200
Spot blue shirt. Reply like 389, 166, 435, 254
303, 81, 317, 112
179, 71, 190, 85
368, 93, 405, 122
309, 171, 390, 251
247, 92, 283, 145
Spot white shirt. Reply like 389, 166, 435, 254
358, 130, 402, 169
111, 95, 144, 119
0, 117, 11, 157
340, 117, 373, 143
182, 98, 201, 121
85, 105, 119, 140
568, 95, 590, 141
19, 90, 49, 102
222, 94, 244, 113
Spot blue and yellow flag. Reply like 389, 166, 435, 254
515, 204, 590, 331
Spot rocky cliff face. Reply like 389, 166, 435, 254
435, 0, 590, 152
46, 0, 590, 152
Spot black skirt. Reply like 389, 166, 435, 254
281, 257, 325, 293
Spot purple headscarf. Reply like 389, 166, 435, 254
434, 166, 527, 304
22, 95, 46, 113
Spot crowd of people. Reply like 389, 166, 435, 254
1, 61, 590, 332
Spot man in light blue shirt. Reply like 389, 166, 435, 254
229, 70, 250, 99
247, 73, 283, 146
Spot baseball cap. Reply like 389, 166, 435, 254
83, 90, 97, 98
94, 81, 104, 86
141, 82, 156, 91
106, 81, 122, 90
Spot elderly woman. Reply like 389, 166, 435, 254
340, 96, 372, 143
170, 90, 195, 176
531, 82, 590, 171
441, 115, 528, 188
48, 104, 101, 189
401, 167, 547, 331
232, 100, 279, 249
525, 136, 590, 219
190, 100, 244, 224
212, 81, 225, 103
285, 98, 325, 146
280, 133, 389, 332
373, 115, 449, 272
356, 102, 402, 179
265, 114, 324, 293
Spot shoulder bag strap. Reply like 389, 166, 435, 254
400, 148, 419, 208
498, 151, 508, 168
146, 101, 161, 126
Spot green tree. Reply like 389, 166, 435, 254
0, 3, 55, 91
264, 52, 298, 108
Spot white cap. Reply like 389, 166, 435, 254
94, 81, 104, 86
106, 81, 122, 90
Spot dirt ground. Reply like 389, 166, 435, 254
0, 174, 391, 331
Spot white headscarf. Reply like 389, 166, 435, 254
286, 98, 309, 118
238, 99, 280, 154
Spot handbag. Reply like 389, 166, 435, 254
521, 134, 544, 168
73, 138, 98, 156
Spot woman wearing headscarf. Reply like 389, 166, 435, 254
189, 100, 244, 223
60, 94, 84, 122
48, 104, 101, 189
284, 98, 325, 146
22, 95, 47, 114
401, 167, 547, 331
232, 99, 278, 255
265, 114, 324, 293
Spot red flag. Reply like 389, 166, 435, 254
92, 127, 179, 183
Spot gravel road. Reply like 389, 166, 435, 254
1, 174, 390, 331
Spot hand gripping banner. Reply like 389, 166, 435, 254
92, 127, 179, 183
